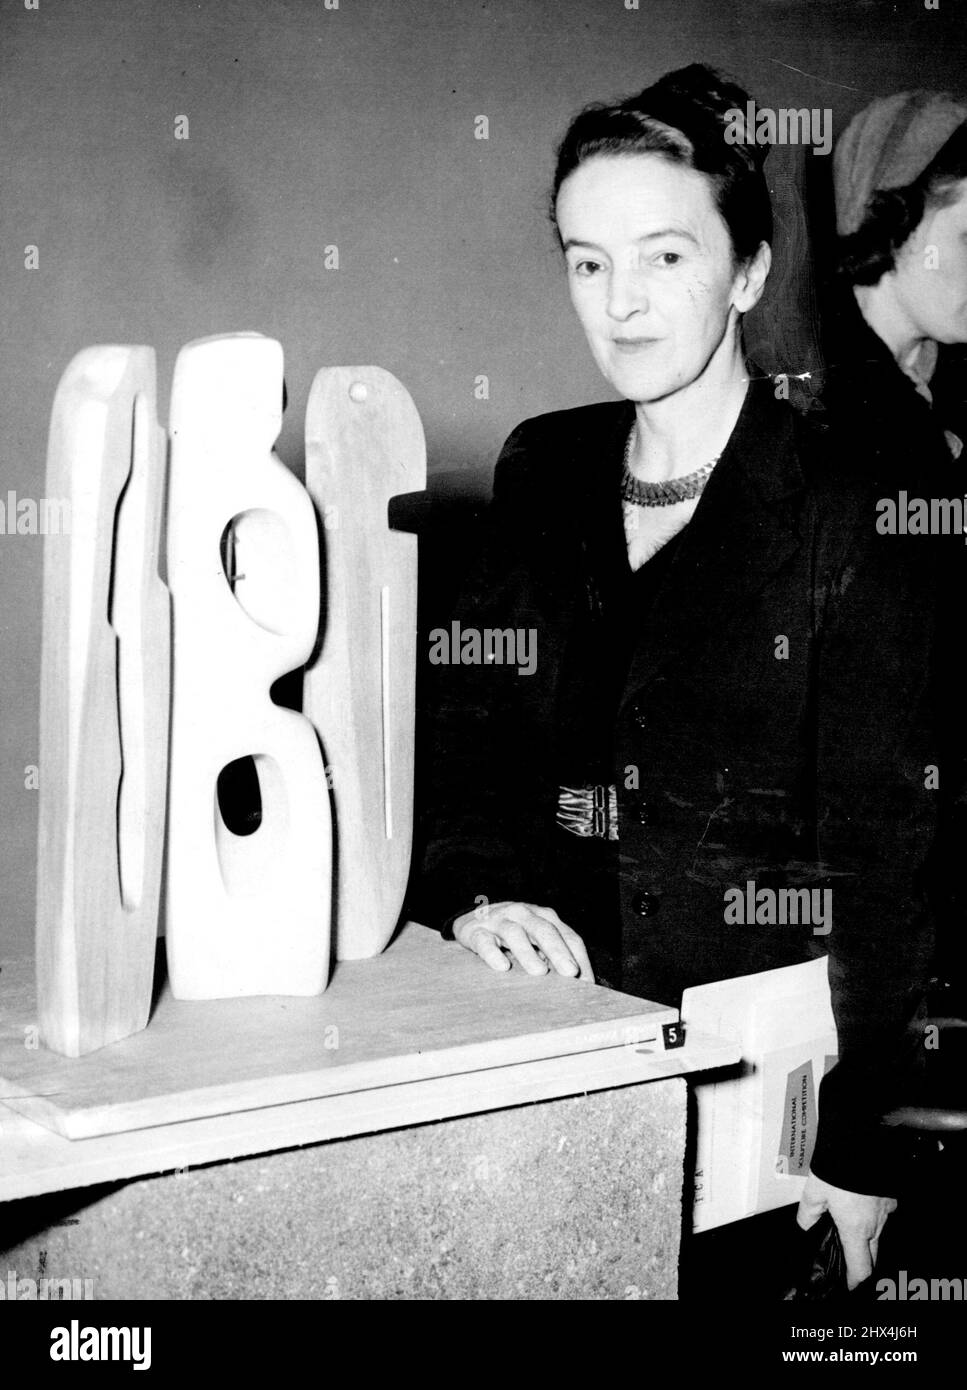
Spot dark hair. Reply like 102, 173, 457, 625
837, 121, 967, 285
549, 63, 773, 264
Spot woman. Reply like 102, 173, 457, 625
413, 65, 951, 1289
820, 91, 967, 492
820, 89, 967, 1005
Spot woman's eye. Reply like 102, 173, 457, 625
572, 259, 603, 277
654, 251, 682, 268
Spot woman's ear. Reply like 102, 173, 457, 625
733, 241, 772, 313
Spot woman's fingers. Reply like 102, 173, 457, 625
839, 1229, 875, 1290
797, 1173, 898, 1290
864, 1198, 896, 1277
531, 907, 596, 981
795, 1187, 823, 1230
466, 926, 512, 973
453, 906, 545, 973
452, 902, 593, 980
503, 905, 594, 977
518, 918, 579, 977
498, 916, 555, 974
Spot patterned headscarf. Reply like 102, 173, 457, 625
834, 91, 967, 236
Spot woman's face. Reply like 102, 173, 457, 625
890, 177, 967, 344
555, 153, 768, 403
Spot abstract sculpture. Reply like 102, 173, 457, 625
36, 336, 425, 1051
304, 367, 426, 959
164, 334, 332, 1000
36, 346, 170, 1057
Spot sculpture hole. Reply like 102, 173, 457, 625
216, 756, 262, 837
219, 508, 297, 635
214, 754, 289, 899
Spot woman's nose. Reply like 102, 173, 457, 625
606, 266, 648, 320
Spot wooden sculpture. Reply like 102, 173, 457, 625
164, 334, 332, 999
36, 346, 170, 1057
303, 367, 426, 959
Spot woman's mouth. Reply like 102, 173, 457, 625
612, 337, 659, 354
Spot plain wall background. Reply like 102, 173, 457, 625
2, 0, 965, 954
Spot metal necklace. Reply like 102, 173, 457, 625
620, 423, 721, 508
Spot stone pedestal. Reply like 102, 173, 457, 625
1, 1080, 685, 1301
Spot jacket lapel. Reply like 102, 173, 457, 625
617, 381, 809, 708
575, 401, 636, 609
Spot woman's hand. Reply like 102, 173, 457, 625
797, 1172, 897, 1289
451, 901, 595, 982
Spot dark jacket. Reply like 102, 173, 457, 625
818, 288, 967, 493
817, 291, 967, 994
413, 378, 961, 1195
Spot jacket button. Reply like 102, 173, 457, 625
627, 698, 647, 729
631, 889, 662, 917
637, 803, 650, 826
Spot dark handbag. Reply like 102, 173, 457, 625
781, 1211, 876, 1301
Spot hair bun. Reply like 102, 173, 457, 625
638, 62, 768, 170
645, 63, 755, 127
